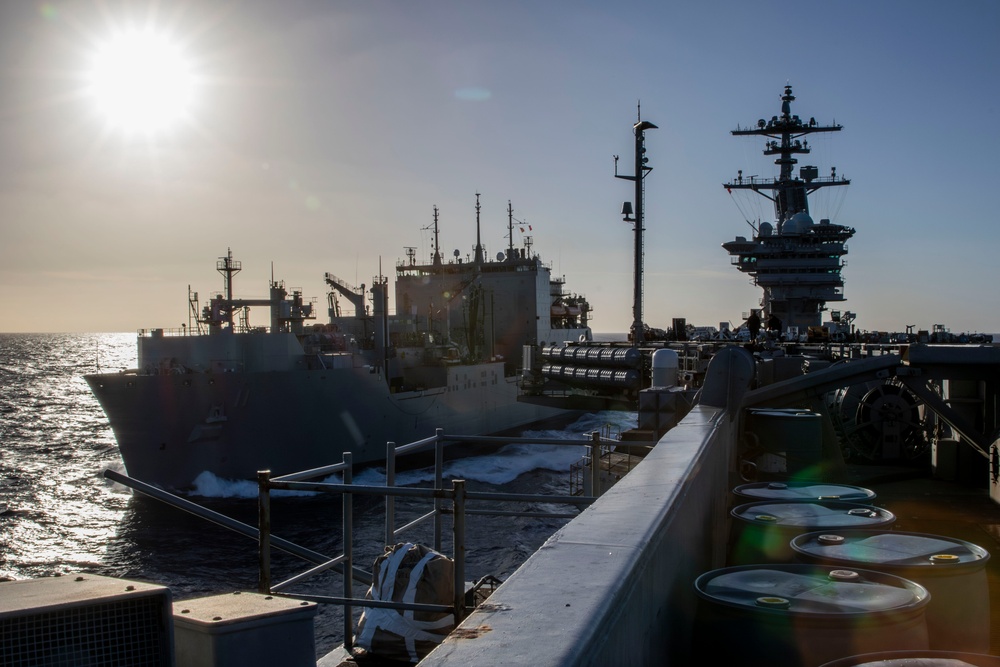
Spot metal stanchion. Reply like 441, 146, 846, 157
258, 470, 271, 594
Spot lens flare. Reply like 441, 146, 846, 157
85, 28, 197, 135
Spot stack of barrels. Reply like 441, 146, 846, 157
691, 479, 995, 666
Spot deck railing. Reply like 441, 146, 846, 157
255, 428, 612, 652
106, 427, 620, 654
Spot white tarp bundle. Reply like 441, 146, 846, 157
353, 542, 456, 663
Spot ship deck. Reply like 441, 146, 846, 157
317, 461, 1000, 665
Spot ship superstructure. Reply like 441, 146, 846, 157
392, 196, 591, 374
722, 85, 855, 332
85, 198, 591, 489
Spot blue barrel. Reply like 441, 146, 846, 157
733, 481, 876, 503
729, 500, 895, 565
693, 564, 930, 667
791, 530, 991, 654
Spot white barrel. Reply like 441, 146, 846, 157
693, 564, 930, 667
729, 500, 895, 565
650, 348, 678, 387
791, 530, 991, 653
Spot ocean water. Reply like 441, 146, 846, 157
0, 332, 636, 658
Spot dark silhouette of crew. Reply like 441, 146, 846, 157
746, 310, 761, 341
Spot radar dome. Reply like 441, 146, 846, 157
759, 222, 773, 237
782, 212, 814, 235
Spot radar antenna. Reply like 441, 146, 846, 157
506, 200, 515, 261
474, 193, 484, 265
421, 206, 443, 266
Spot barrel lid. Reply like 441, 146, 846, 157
837, 661, 981, 667
816, 650, 1000, 666
694, 564, 928, 616
731, 501, 895, 528
791, 530, 990, 568
746, 408, 821, 419
733, 481, 876, 502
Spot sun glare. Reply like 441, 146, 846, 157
86, 29, 197, 135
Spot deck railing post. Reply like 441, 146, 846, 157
257, 470, 271, 594
385, 441, 396, 547
434, 428, 444, 552
452, 479, 466, 622
590, 431, 601, 497
343, 452, 354, 651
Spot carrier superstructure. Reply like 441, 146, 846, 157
722, 85, 855, 332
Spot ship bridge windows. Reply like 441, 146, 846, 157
755, 266, 844, 274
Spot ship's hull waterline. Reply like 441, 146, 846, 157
87, 359, 562, 490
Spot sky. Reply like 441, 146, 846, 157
1, 0, 998, 335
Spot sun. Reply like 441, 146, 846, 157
85, 28, 198, 135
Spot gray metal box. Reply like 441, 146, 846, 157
173, 591, 318, 667
0, 574, 174, 666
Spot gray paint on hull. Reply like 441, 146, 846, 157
86, 362, 561, 489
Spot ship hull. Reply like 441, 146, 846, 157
86, 361, 562, 490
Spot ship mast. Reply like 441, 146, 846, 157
216, 248, 241, 330
474, 192, 484, 265
432, 205, 442, 267
506, 200, 515, 261
615, 109, 657, 346
725, 85, 849, 228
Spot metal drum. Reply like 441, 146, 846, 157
791, 530, 992, 654
729, 500, 895, 565
744, 408, 823, 477
819, 650, 1000, 666
693, 564, 930, 667
733, 481, 877, 503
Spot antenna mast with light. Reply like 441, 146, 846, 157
614, 105, 657, 346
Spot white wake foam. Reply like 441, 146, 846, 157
189, 410, 638, 498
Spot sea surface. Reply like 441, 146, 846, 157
0, 332, 636, 658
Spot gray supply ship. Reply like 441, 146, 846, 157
85, 197, 592, 489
